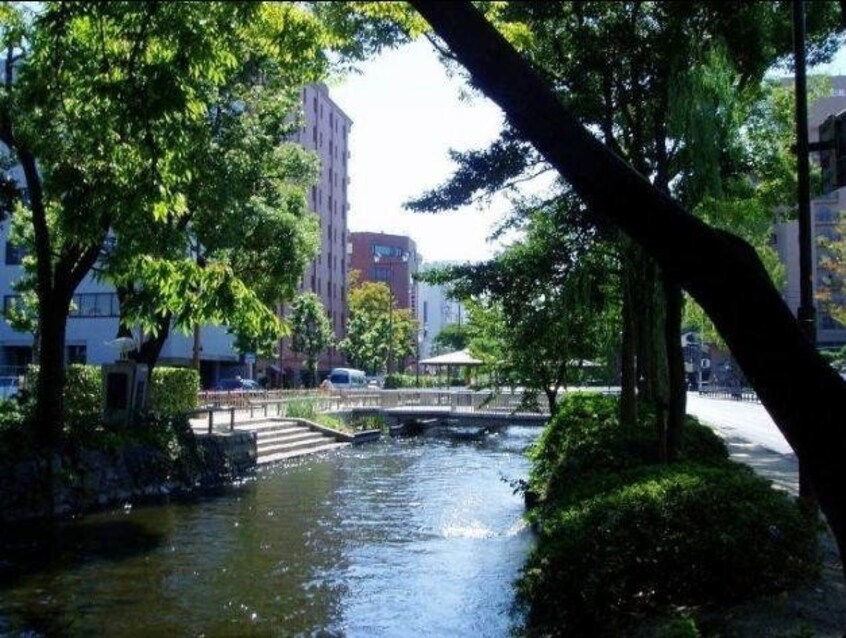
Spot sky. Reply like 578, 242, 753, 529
331, 37, 846, 267
331, 39, 514, 265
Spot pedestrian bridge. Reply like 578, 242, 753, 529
192, 388, 554, 434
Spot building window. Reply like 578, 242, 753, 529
372, 244, 406, 258
71, 293, 119, 317
67, 344, 87, 364
5, 241, 26, 265
312, 126, 317, 145
313, 96, 317, 113
373, 266, 391, 282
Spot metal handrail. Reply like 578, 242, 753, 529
192, 388, 553, 434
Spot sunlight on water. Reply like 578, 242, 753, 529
0, 427, 541, 637
442, 521, 496, 539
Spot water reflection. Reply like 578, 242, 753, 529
0, 427, 538, 637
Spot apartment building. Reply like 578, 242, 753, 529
772, 76, 846, 347
276, 84, 352, 384
774, 187, 846, 346
348, 232, 420, 316
0, 83, 352, 386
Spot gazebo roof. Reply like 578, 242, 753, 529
419, 348, 483, 367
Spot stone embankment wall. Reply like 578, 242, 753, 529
0, 431, 256, 523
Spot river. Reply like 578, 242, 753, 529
0, 426, 539, 637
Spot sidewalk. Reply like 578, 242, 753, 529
685, 392, 846, 636
685, 392, 798, 494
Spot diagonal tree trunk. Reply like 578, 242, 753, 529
411, 0, 846, 571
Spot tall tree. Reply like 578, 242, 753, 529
408, 0, 841, 458
290, 293, 334, 388
91, 2, 327, 371
339, 272, 417, 375
409, 0, 846, 579
425, 198, 618, 413
432, 322, 470, 354
0, 2, 266, 451
816, 214, 846, 328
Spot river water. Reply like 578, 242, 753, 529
0, 426, 539, 637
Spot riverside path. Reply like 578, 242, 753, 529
685, 391, 797, 494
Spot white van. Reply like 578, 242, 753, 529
328, 368, 367, 389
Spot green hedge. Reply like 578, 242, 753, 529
65, 364, 104, 430
518, 392, 819, 636
384, 372, 443, 390
527, 392, 728, 509
383, 373, 461, 389
148, 367, 199, 414
517, 463, 820, 635
27, 364, 199, 425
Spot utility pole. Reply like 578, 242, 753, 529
793, 0, 817, 504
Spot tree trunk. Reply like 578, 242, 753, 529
115, 286, 171, 376
620, 260, 637, 430
34, 294, 71, 518
664, 276, 686, 461
544, 387, 558, 415
34, 298, 68, 449
412, 0, 846, 572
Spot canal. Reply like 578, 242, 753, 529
0, 426, 539, 637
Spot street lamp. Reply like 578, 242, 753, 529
416, 325, 425, 387
373, 251, 408, 374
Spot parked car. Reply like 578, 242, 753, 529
213, 378, 260, 392
328, 368, 367, 389
0, 376, 20, 400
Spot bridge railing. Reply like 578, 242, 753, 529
192, 387, 553, 433
377, 389, 549, 414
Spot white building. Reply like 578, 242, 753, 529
417, 261, 467, 359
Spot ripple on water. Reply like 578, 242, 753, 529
0, 429, 539, 638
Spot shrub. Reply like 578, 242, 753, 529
384, 373, 468, 388
526, 392, 625, 497
285, 398, 317, 420
64, 364, 105, 429
517, 462, 820, 636
351, 414, 385, 431
133, 411, 198, 462
527, 393, 728, 509
148, 366, 199, 415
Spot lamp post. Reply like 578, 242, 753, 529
373, 251, 408, 375
416, 327, 425, 387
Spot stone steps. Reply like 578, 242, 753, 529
235, 418, 349, 465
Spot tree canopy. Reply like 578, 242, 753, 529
290, 292, 335, 387
409, 0, 846, 581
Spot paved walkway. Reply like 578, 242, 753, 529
686, 393, 846, 635
686, 392, 799, 495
